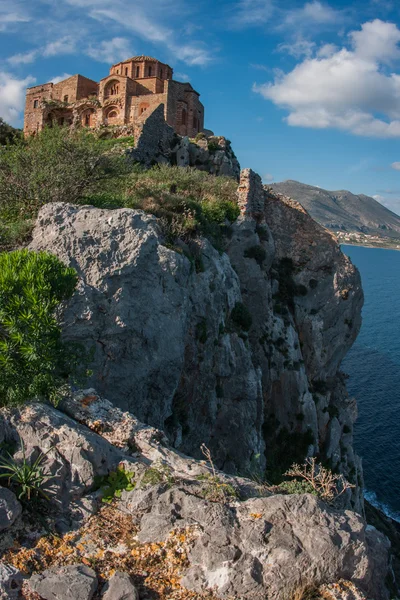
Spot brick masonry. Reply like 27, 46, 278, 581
24, 56, 205, 137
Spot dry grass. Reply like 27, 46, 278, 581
4, 505, 222, 600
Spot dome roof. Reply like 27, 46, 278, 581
126, 56, 160, 63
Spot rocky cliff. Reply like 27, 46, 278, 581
28, 168, 363, 509
0, 160, 389, 599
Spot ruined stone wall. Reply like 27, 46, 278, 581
24, 83, 53, 136
52, 75, 98, 103
129, 93, 168, 124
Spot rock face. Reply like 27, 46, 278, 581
28, 167, 363, 511
0, 394, 390, 600
0, 402, 128, 526
0, 488, 21, 532
128, 104, 240, 179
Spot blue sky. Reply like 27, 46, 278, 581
2, 0, 400, 215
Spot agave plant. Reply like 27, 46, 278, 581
0, 438, 51, 501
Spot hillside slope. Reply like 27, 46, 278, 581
270, 180, 400, 248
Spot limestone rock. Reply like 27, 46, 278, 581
0, 487, 21, 531
102, 572, 139, 600
0, 563, 24, 599
120, 485, 389, 600
28, 564, 98, 600
0, 402, 129, 521
27, 166, 364, 502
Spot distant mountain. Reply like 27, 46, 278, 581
270, 180, 400, 247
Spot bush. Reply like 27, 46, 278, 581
0, 124, 127, 220
0, 118, 22, 146
244, 245, 267, 265
0, 249, 86, 406
230, 302, 253, 331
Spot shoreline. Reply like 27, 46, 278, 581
340, 241, 400, 252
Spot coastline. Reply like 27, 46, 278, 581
339, 241, 400, 252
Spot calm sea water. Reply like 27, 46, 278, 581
341, 245, 400, 521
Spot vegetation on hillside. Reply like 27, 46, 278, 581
0, 249, 86, 406
0, 118, 22, 146
0, 125, 239, 251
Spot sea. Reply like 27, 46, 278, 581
341, 245, 400, 521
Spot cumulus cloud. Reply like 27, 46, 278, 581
254, 19, 400, 138
86, 37, 133, 63
0, 72, 36, 125
391, 162, 400, 170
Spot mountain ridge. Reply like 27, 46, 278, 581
270, 179, 400, 248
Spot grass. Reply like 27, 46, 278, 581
0, 123, 240, 252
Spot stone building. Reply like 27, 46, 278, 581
24, 56, 205, 137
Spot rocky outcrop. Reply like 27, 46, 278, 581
128, 104, 240, 179
27, 168, 363, 511
0, 393, 391, 599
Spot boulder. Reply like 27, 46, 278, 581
0, 487, 21, 531
0, 563, 24, 599
28, 564, 98, 600
102, 572, 139, 600
120, 486, 389, 600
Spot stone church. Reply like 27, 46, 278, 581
24, 55, 205, 137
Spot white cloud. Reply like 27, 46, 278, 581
254, 20, 400, 138
282, 1, 345, 28
174, 72, 190, 82
0, 1, 31, 32
277, 38, 316, 59
86, 37, 133, 63
263, 173, 274, 182
43, 36, 77, 57
230, 0, 274, 27
50, 73, 73, 84
7, 50, 38, 66
85, 2, 212, 65
372, 193, 400, 215
391, 162, 400, 170
0, 72, 36, 125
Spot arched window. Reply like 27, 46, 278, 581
63, 95, 69, 103
136, 66, 140, 77
148, 66, 152, 77
105, 81, 120, 97
108, 110, 118, 118
125, 67, 128, 76
160, 69, 163, 79
181, 109, 187, 125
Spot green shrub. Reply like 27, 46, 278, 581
0, 439, 50, 501
244, 245, 267, 265
0, 124, 127, 220
207, 141, 220, 153
230, 302, 253, 331
97, 466, 135, 503
0, 249, 86, 406
277, 479, 316, 496
141, 462, 175, 488
0, 118, 22, 146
